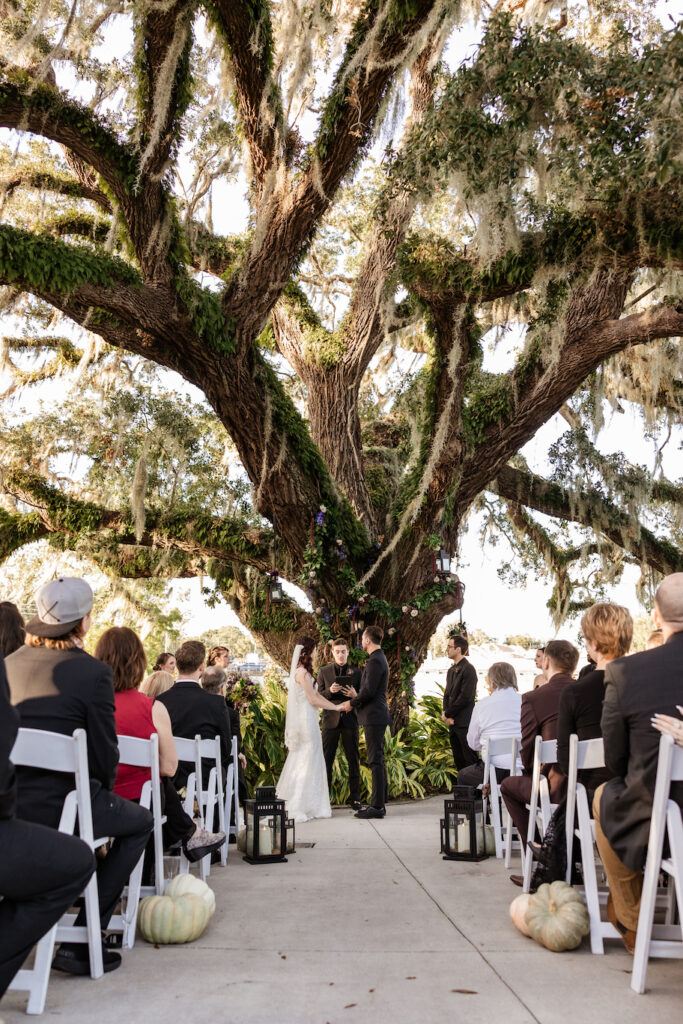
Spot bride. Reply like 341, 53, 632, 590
276, 637, 343, 823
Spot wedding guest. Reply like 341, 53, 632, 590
0, 653, 96, 1001
500, 638, 579, 884
532, 646, 546, 689
204, 666, 248, 832
557, 604, 632, 804
593, 573, 683, 953
0, 601, 25, 657
207, 645, 231, 669
646, 629, 664, 650
95, 627, 225, 865
577, 657, 597, 680
140, 669, 174, 699
157, 640, 232, 790
441, 634, 478, 772
153, 652, 176, 675
457, 662, 522, 789
5, 577, 153, 974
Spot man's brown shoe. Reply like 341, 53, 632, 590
607, 894, 637, 954
510, 874, 524, 887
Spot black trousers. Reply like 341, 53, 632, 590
448, 725, 478, 771
456, 761, 511, 789
0, 818, 95, 997
364, 725, 388, 811
160, 776, 195, 846
322, 721, 361, 802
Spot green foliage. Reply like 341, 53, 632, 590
0, 224, 140, 293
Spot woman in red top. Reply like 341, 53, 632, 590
94, 628, 226, 864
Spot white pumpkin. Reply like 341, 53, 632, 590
165, 873, 216, 917
138, 893, 209, 944
509, 893, 533, 937
525, 881, 590, 951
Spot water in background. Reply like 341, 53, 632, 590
415, 643, 544, 702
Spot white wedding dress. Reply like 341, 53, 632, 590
276, 645, 331, 823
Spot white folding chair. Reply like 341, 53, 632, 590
106, 734, 166, 950
223, 735, 240, 862
631, 734, 683, 993
565, 735, 605, 884
173, 734, 209, 881
522, 737, 558, 892
481, 736, 521, 860
8, 728, 103, 1014
194, 735, 226, 876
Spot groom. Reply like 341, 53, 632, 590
339, 626, 391, 819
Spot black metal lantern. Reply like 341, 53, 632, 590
285, 817, 296, 854
435, 548, 451, 574
440, 786, 488, 861
244, 786, 288, 864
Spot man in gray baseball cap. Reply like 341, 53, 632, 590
6, 577, 153, 976
25, 577, 94, 639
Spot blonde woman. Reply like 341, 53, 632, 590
140, 670, 174, 700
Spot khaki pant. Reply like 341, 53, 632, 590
593, 782, 642, 931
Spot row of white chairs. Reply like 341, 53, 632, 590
479, 730, 683, 992
8, 727, 241, 1014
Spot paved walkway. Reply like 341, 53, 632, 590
3, 797, 681, 1023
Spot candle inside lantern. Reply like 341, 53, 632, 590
457, 819, 471, 853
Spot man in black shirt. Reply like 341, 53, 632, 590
442, 634, 478, 772
317, 638, 361, 810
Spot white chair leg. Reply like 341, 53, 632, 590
220, 764, 231, 866
83, 873, 104, 978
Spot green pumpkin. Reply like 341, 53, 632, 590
138, 893, 210, 944
525, 881, 590, 951
165, 873, 216, 917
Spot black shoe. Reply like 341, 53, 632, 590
53, 942, 122, 975
350, 801, 363, 811
354, 806, 385, 819
229, 833, 237, 844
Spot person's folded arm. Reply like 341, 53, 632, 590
152, 700, 178, 777
87, 665, 119, 789
520, 696, 537, 775
350, 660, 382, 708
556, 686, 574, 776
601, 671, 628, 778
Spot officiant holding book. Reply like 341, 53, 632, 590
317, 638, 362, 811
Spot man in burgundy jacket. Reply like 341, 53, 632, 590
500, 639, 579, 884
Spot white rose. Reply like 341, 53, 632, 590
319, 505, 327, 513
410, 609, 418, 617
402, 605, 409, 614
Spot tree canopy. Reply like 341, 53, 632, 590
1, 0, 681, 722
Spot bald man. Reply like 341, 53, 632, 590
593, 573, 683, 952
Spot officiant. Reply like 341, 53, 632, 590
318, 638, 362, 811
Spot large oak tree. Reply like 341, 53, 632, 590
1, 0, 681, 723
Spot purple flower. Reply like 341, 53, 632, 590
315, 511, 324, 525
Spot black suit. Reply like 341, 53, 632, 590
5, 645, 152, 935
0, 654, 96, 997
443, 658, 478, 770
598, 631, 683, 871
158, 680, 232, 789
350, 649, 391, 811
317, 662, 361, 803
556, 669, 613, 804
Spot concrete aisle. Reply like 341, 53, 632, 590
3, 796, 681, 1023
